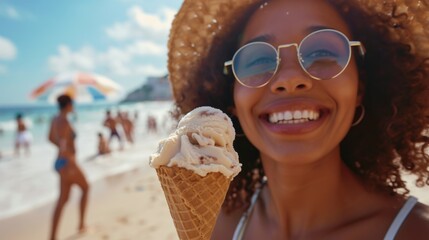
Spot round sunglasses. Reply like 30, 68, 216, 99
224, 29, 365, 88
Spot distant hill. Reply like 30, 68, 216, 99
121, 75, 172, 103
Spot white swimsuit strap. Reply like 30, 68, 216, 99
232, 177, 267, 240
384, 196, 418, 240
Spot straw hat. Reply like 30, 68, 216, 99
167, 0, 429, 111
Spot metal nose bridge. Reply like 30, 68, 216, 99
276, 43, 300, 64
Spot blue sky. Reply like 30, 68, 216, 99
0, 0, 182, 106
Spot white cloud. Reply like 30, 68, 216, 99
130, 6, 174, 34
106, 6, 176, 42
102, 47, 132, 63
127, 40, 166, 56
105, 22, 135, 41
99, 47, 133, 76
135, 65, 166, 76
48, 45, 96, 73
48, 6, 174, 80
48, 41, 167, 77
0, 36, 17, 60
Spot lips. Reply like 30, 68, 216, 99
259, 101, 330, 134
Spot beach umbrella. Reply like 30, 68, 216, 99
30, 72, 123, 103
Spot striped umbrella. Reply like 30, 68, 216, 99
30, 72, 123, 103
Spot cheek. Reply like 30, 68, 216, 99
233, 82, 262, 112
323, 67, 360, 133
329, 63, 360, 106
233, 84, 244, 109
332, 80, 358, 104
233, 84, 258, 128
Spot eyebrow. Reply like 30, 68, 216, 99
242, 25, 337, 45
243, 35, 275, 45
306, 25, 335, 33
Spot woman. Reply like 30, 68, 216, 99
48, 94, 89, 240
167, 0, 429, 239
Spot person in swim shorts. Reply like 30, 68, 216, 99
103, 109, 123, 150
14, 113, 32, 156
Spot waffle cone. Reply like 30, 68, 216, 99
156, 166, 230, 240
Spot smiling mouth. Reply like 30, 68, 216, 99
266, 109, 326, 124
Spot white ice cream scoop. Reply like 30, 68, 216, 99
149, 106, 241, 178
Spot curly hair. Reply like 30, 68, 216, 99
171, 0, 429, 213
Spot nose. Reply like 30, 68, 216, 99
269, 60, 313, 93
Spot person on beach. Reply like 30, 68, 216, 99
167, 0, 429, 239
103, 109, 123, 150
147, 115, 157, 134
134, 110, 139, 122
48, 94, 89, 240
97, 132, 111, 155
14, 113, 32, 156
121, 111, 135, 144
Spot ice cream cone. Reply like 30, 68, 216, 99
150, 107, 240, 239
156, 165, 230, 240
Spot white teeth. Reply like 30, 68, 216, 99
295, 119, 306, 124
302, 110, 309, 119
269, 114, 277, 123
293, 111, 302, 119
277, 112, 283, 121
284, 111, 293, 121
313, 112, 319, 120
268, 110, 320, 124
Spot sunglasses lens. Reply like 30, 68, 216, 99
300, 30, 350, 80
233, 42, 277, 87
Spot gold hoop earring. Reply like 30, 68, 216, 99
351, 104, 365, 127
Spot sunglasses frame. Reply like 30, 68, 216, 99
224, 29, 366, 88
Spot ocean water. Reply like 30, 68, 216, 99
0, 103, 125, 151
0, 101, 175, 220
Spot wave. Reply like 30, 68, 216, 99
0, 119, 34, 132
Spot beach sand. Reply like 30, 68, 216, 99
0, 164, 178, 240
1, 166, 427, 240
